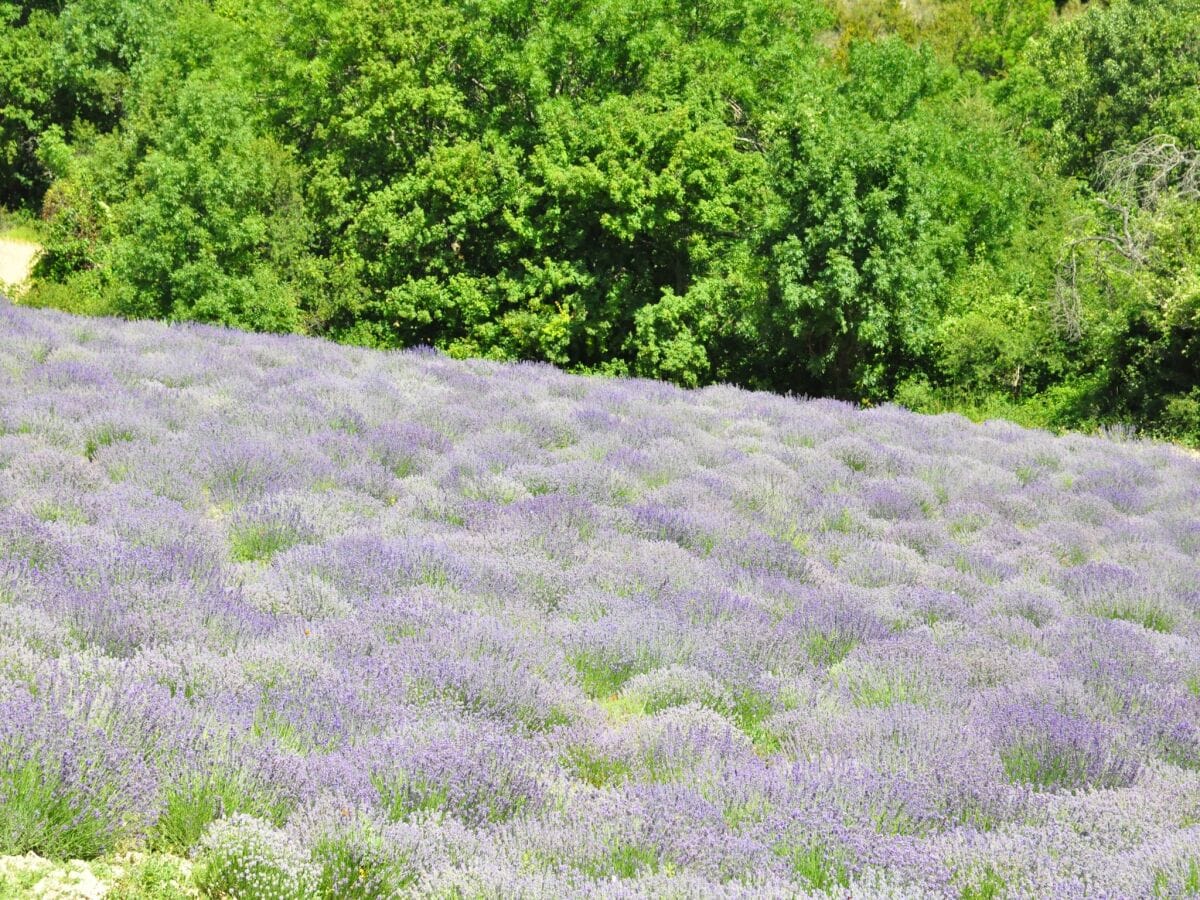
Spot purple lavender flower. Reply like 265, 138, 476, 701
2, 300, 1200, 892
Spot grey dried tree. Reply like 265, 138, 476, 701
1054, 135, 1200, 339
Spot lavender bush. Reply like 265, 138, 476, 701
1, 300, 1199, 897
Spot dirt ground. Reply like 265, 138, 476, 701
0, 238, 42, 294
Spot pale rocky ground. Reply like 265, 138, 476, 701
0, 854, 196, 899
0, 238, 41, 296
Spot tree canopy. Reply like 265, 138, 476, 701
4, 0, 1199, 443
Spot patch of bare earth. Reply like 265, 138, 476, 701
0, 852, 197, 898
0, 239, 42, 295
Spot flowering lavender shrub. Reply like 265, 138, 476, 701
193, 814, 316, 899
0, 692, 156, 858
2, 300, 1200, 896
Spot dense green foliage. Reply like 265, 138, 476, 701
2, 0, 1197, 442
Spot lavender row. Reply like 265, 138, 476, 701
1, 301, 1199, 897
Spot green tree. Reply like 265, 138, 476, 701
1007, 0, 1200, 177
0, 2, 60, 208
1057, 139, 1200, 439
103, 11, 314, 331
756, 39, 1038, 398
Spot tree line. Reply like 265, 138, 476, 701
3, 0, 1198, 442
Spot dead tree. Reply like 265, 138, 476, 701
1054, 136, 1200, 340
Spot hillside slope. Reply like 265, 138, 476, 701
1, 301, 1199, 897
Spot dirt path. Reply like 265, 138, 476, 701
0, 237, 42, 294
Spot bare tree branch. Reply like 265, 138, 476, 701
1053, 136, 1200, 340
1097, 135, 1200, 210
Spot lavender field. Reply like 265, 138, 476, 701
1, 300, 1199, 898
